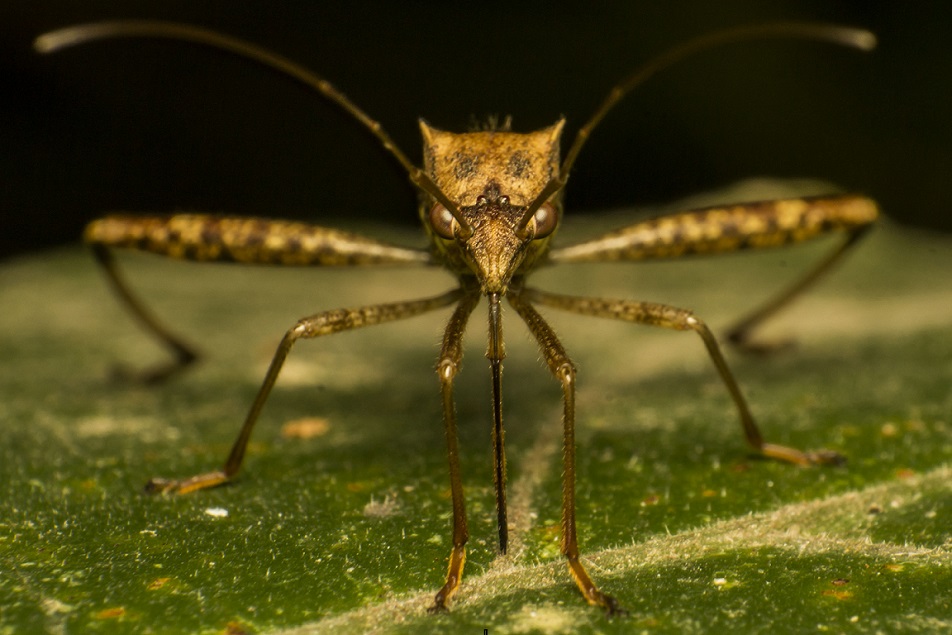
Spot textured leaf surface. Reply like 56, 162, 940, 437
1, 213, 950, 634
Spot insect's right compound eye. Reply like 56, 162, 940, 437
429, 204, 457, 239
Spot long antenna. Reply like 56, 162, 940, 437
517, 22, 877, 234
34, 20, 472, 235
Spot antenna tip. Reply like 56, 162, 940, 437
34, 24, 126, 55
33, 33, 59, 54
851, 29, 878, 52
33, 26, 91, 54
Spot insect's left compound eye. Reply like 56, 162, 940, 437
428, 204, 458, 239
527, 203, 558, 239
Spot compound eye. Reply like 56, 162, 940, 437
528, 203, 558, 239
428, 204, 457, 239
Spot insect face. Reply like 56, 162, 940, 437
420, 121, 563, 293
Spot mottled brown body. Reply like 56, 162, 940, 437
37, 20, 879, 616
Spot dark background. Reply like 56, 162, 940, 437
3, 2, 950, 260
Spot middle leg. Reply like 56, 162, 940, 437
523, 287, 843, 467
146, 288, 464, 495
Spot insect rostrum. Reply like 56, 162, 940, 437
36, 20, 878, 614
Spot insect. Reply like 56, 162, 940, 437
35, 21, 878, 614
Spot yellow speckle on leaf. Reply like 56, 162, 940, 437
223, 621, 253, 635
822, 589, 853, 600
95, 607, 126, 619
822, 579, 853, 600
281, 417, 330, 439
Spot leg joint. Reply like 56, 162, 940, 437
438, 358, 459, 384
557, 361, 576, 385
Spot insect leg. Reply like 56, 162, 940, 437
524, 287, 844, 467
90, 243, 199, 383
85, 214, 433, 383
722, 223, 873, 353
146, 288, 463, 495
548, 195, 878, 353
429, 288, 480, 613
508, 289, 624, 616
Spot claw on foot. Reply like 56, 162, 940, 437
598, 592, 628, 618
143, 477, 177, 495
143, 471, 230, 495
761, 442, 846, 468
805, 449, 847, 467
426, 600, 449, 615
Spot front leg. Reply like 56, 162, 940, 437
548, 195, 878, 353
509, 290, 625, 616
85, 214, 434, 383
524, 287, 844, 467
147, 289, 462, 495
428, 290, 480, 613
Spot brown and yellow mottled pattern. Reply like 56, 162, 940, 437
549, 195, 879, 263
417, 122, 566, 292
525, 288, 696, 330
84, 215, 432, 266
419, 120, 563, 207
293, 291, 458, 337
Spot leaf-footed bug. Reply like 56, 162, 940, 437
35, 21, 878, 614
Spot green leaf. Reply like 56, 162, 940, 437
1, 214, 950, 634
